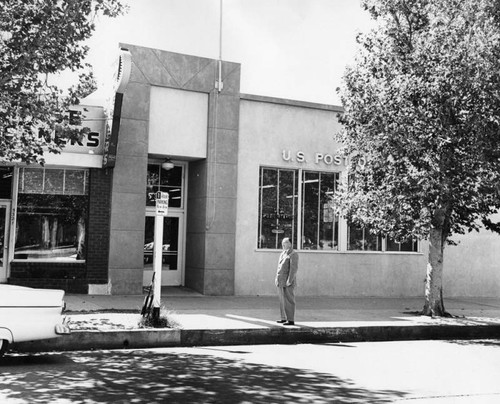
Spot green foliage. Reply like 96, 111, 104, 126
0, 0, 126, 164
335, 0, 500, 244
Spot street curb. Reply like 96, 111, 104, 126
12, 329, 181, 353
11, 324, 500, 353
180, 324, 500, 346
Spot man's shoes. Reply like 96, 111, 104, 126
276, 320, 286, 323
283, 321, 295, 326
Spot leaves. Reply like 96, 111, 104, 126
0, 0, 126, 164
336, 0, 500, 243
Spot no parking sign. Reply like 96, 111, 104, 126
155, 191, 169, 216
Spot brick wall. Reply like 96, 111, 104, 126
86, 168, 112, 285
9, 262, 87, 293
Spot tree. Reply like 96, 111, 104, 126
0, 0, 126, 164
335, 0, 500, 316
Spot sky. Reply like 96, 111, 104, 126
83, 0, 373, 106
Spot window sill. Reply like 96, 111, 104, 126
11, 259, 86, 264
255, 249, 423, 255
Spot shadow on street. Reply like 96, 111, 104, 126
0, 348, 407, 403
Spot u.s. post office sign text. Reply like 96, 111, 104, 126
282, 150, 366, 167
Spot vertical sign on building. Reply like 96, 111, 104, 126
102, 48, 132, 168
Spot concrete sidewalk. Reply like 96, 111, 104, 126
12, 289, 500, 353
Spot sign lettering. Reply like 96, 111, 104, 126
282, 149, 366, 168
155, 191, 169, 216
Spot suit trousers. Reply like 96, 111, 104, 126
277, 286, 296, 321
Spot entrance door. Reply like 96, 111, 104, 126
0, 201, 11, 282
143, 213, 184, 286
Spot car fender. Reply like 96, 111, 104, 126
0, 327, 13, 343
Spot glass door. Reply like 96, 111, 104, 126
0, 201, 11, 282
143, 213, 184, 286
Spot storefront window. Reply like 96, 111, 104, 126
347, 222, 383, 251
258, 167, 419, 252
0, 166, 13, 198
258, 168, 298, 249
387, 237, 418, 252
258, 168, 339, 250
15, 168, 88, 261
348, 222, 419, 252
146, 164, 183, 208
302, 171, 339, 250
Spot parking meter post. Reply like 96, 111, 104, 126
152, 213, 163, 323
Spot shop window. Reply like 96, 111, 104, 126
302, 171, 339, 250
258, 168, 298, 249
258, 167, 419, 252
146, 164, 183, 209
386, 237, 418, 252
15, 168, 88, 261
258, 168, 339, 250
347, 222, 383, 251
0, 167, 13, 198
348, 222, 418, 252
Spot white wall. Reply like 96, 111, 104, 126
149, 87, 208, 159
444, 213, 500, 297
235, 97, 428, 297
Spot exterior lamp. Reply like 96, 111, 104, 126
161, 159, 174, 171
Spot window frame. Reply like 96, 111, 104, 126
258, 166, 298, 250
385, 236, 419, 253
301, 170, 340, 251
13, 166, 89, 263
257, 165, 420, 253
347, 222, 383, 252
258, 166, 341, 251
145, 160, 186, 212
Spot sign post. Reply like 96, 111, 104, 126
152, 191, 169, 323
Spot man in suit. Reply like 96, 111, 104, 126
275, 237, 299, 326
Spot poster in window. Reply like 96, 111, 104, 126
44, 170, 64, 194
21, 168, 44, 194
65, 170, 86, 195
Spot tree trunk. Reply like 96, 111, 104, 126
422, 225, 449, 317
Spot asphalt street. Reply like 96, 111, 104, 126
2, 339, 500, 403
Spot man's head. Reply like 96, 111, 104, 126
282, 238, 292, 250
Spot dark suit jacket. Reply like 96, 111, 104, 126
275, 248, 299, 287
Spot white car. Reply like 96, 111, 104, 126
0, 285, 70, 356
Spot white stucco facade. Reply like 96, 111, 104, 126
444, 213, 500, 297
234, 95, 429, 297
